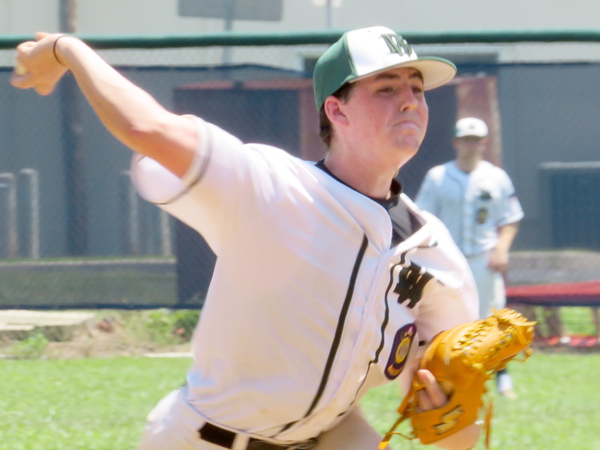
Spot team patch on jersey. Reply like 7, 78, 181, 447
476, 207, 488, 224
393, 262, 434, 309
384, 323, 416, 380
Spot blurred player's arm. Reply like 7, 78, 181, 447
488, 221, 519, 272
489, 174, 524, 273
9, 33, 196, 179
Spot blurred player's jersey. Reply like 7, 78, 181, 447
416, 161, 524, 256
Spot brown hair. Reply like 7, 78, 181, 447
319, 82, 356, 147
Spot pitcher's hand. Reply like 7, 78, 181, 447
10, 32, 70, 96
416, 369, 448, 412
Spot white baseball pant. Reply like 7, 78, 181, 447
138, 386, 382, 450
466, 250, 506, 319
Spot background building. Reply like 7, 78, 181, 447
2, 0, 600, 35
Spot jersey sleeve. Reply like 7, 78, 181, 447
414, 171, 439, 216
496, 171, 524, 227
130, 116, 291, 255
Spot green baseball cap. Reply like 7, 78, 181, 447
313, 26, 457, 111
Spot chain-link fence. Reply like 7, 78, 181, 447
1, 30, 600, 309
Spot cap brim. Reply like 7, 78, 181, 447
350, 57, 457, 91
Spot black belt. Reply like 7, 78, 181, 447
199, 422, 317, 450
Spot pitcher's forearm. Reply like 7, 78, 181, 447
55, 36, 196, 177
495, 222, 519, 253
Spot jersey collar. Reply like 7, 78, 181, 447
315, 159, 402, 211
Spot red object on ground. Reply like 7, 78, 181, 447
535, 335, 600, 348
506, 281, 600, 347
507, 281, 600, 307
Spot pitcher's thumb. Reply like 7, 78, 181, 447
34, 32, 51, 41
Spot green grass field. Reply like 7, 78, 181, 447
1, 352, 599, 450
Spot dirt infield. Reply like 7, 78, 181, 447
42, 329, 191, 359
0, 311, 191, 359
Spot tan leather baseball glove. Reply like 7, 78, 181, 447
379, 308, 536, 449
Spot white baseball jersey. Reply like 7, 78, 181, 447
415, 161, 524, 257
132, 117, 478, 445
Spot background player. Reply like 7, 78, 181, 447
11, 27, 480, 449
415, 117, 524, 398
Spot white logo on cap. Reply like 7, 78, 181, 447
381, 34, 414, 57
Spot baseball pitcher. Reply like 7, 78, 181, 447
12, 27, 486, 450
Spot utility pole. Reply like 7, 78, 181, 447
222, 0, 237, 64
59, 0, 78, 33
312, 0, 339, 29
326, 0, 332, 29
58, 0, 87, 256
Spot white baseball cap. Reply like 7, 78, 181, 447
454, 117, 489, 138
313, 26, 457, 111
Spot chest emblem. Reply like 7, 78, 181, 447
385, 323, 417, 380
394, 263, 434, 308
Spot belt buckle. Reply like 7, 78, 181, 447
247, 440, 285, 450
247, 441, 275, 450
246, 437, 317, 450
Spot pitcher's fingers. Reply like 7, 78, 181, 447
13, 59, 28, 75
16, 41, 36, 53
34, 81, 57, 96
418, 370, 447, 408
14, 42, 35, 67
35, 31, 51, 41
9, 71, 34, 89
416, 389, 434, 412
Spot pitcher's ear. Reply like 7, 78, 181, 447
323, 96, 349, 126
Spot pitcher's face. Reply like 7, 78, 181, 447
341, 67, 429, 167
